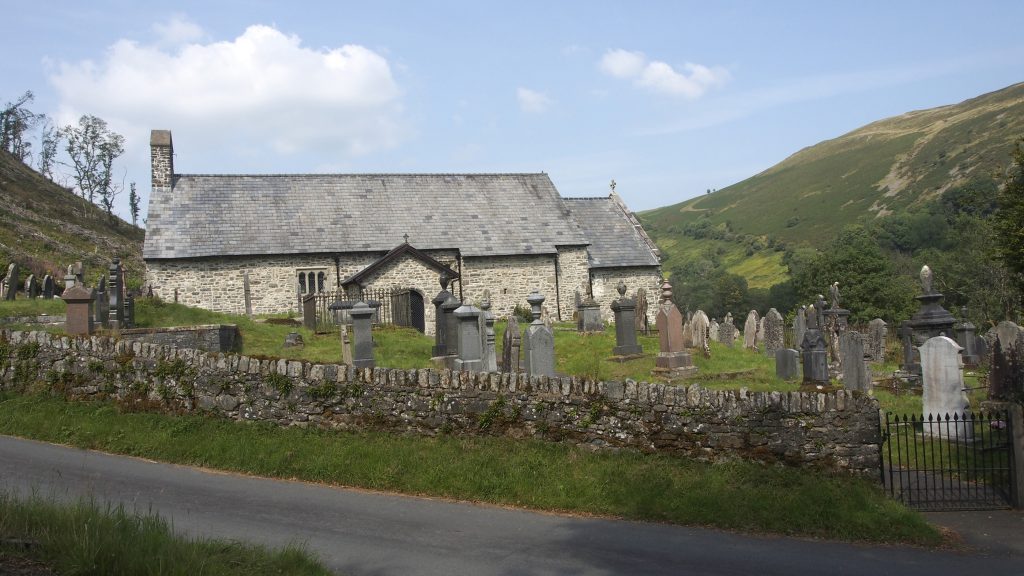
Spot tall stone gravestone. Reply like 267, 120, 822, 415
24, 274, 38, 299
755, 316, 765, 350
920, 336, 972, 440
610, 282, 643, 356
840, 331, 871, 392
906, 266, 956, 370
866, 319, 887, 363
501, 316, 521, 373
453, 302, 483, 372
349, 301, 375, 368
708, 318, 719, 342
62, 284, 95, 336
793, 306, 807, 351
523, 291, 555, 377
635, 287, 649, 335
107, 259, 125, 329
719, 313, 735, 347
94, 276, 109, 328
763, 308, 784, 357
480, 297, 498, 373
653, 279, 697, 378
41, 275, 54, 299
742, 310, 759, 351
432, 273, 454, 357
577, 290, 604, 332
801, 329, 829, 385
953, 307, 979, 366
2, 263, 17, 300
691, 310, 710, 353
301, 293, 317, 331
442, 293, 461, 360
775, 348, 800, 381
989, 321, 1024, 401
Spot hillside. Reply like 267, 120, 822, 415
0, 150, 145, 288
642, 81, 1024, 284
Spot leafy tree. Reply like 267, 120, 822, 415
0, 91, 44, 162
790, 226, 916, 323
61, 115, 125, 214
994, 140, 1024, 279
36, 118, 58, 180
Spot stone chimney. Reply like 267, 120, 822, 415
150, 130, 174, 190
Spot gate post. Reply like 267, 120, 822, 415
1007, 403, 1024, 508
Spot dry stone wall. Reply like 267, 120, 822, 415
0, 329, 882, 476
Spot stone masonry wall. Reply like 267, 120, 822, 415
460, 254, 559, 319
591, 267, 663, 325
355, 251, 460, 336
557, 246, 591, 322
0, 329, 882, 476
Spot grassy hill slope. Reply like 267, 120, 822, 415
0, 150, 145, 287
642, 81, 1024, 283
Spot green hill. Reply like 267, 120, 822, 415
642, 81, 1024, 286
0, 150, 145, 287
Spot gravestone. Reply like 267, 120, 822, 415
806, 301, 819, 330
62, 284, 95, 336
283, 332, 304, 348
708, 318, 719, 342
25, 274, 40, 299
301, 293, 317, 331
94, 276, 109, 328
743, 310, 759, 351
431, 273, 454, 357
755, 316, 765, 350
775, 348, 800, 381
577, 291, 604, 332
867, 319, 887, 363
801, 329, 829, 385
691, 310, 710, 353
635, 287, 650, 335
907, 265, 956, 347
681, 317, 693, 348
523, 291, 555, 377
989, 321, 1024, 401
720, 313, 736, 347
793, 306, 807, 350
840, 331, 871, 392
763, 308, 784, 357
71, 262, 83, 285
453, 302, 483, 372
41, 275, 54, 299
480, 297, 498, 372
953, 307, 979, 366
653, 279, 696, 378
107, 259, 125, 329
339, 323, 353, 365
350, 301, 375, 368
610, 282, 642, 356
441, 293, 461, 359
899, 320, 918, 373
501, 316, 522, 373
920, 336, 972, 440
2, 263, 18, 300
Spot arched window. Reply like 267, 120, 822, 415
298, 273, 307, 294
296, 268, 329, 295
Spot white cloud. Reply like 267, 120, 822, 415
599, 48, 729, 98
152, 14, 204, 47
517, 87, 552, 113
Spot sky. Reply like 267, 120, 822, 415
4, 1, 1024, 222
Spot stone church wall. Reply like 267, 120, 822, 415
591, 267, 663, 326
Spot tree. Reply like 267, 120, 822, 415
36, 118, 58, 180
994, 140, 1024, 279
61, 115, 125, 213
128, 182, 141, 226
0, 91, 44, 162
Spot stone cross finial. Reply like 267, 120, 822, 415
403, 233, 409, 244
616, 280, 626, 298
610, 179, 616, 194
660, 278, 672, 304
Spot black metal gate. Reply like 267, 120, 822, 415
882, 411, 1015, 510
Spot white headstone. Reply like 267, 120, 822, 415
920, 336, 972, 441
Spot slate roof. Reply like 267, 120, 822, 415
143, 173, 588, 260
563, 196, 661, 268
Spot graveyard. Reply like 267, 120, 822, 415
1, 255, 1022, 538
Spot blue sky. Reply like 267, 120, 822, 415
5, 1, 1024, 220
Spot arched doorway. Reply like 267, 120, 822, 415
409, 290, 425, 333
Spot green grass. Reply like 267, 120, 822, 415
0, 491, 330, 575
0, 297, 65, 317
0, 391, 942, 546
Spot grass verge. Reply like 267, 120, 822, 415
0, 491, 331, 575
0, 391, 942, 547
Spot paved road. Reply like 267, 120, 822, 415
0, 435, 1017, 575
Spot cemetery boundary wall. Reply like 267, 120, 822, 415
0, 329, 881, 476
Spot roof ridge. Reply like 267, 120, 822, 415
175, 172, 551, 178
